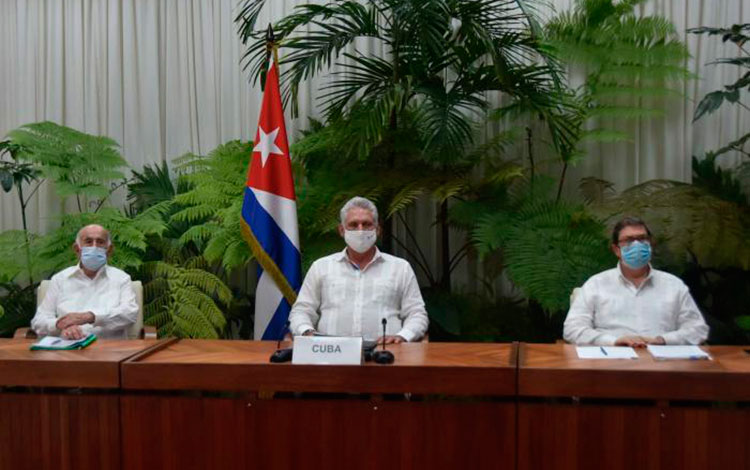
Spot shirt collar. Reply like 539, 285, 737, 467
617, 261, 653, 288
70, 263, 109, 281
337, 247, 383, 270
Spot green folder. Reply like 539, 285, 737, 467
30, 334, 98, 351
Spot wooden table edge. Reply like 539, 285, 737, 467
0, 338, 176, 389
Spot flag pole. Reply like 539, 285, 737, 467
266, 23, 275, 55
264, 24, 276, 91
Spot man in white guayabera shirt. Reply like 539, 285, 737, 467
30, 224, 138, 340
563, 216, 709, 347
289, 196, 429, 344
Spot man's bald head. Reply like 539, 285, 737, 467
75, 224, 111, 248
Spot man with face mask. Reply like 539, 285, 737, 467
30, 224, 138, 340
563, 217, 709, 346
288, 197, 429, 343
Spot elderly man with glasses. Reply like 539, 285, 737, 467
30, 224, 138, 340
563, 216, 709, 347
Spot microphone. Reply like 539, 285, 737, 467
372, 318, 395, 364
275, 321, 288, 350
269, 320, 293, 363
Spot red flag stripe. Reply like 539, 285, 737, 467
246, 59, 296, 201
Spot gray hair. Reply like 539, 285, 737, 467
75, 224, 111, 247
340, 196, 379, 225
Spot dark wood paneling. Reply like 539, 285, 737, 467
122, 340, 516, 396
121, 395, 515, 470
518, 402, 750, 470
121, 395, 249, 470
0, 393, 120, 470
660, 406, 750, 470
518, 403, 661, 470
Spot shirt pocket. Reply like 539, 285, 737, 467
373, 278, 399, 310
321, 279, 348, 310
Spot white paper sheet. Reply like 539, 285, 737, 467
576, 346, 639, 359
647, 345, 711, 360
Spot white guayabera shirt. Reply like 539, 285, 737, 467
563, 264, 709, 346
31, 265, 139, 339
289, 248, 429, 341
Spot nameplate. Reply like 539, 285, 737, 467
292, 336, 363, 365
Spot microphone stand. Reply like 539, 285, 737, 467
269, 321, 293, 363
372, 318, 395, 364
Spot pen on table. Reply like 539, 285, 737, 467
600, 346, 608, 356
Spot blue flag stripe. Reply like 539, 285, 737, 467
242, 188, 302, 291
261, 292, 293, 340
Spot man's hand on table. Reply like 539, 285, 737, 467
61, 325, 85, 340
615, 335, 666, 348
378, 335, 406, 345
56, 312, 95, 330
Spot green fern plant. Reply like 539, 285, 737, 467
0, 230, 44, 283
544, 0, 690, 198
6, 122, 129, 212
118, 159, 242, 339
472, 180, 614, 312
171, 142, 253, 271
141, 258, 231, 338
546, 0, 689, 121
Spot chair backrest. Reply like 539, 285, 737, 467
37, 280, 144, 339
129, 281, 144, 339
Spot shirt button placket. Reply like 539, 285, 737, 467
354, 269, 363, 335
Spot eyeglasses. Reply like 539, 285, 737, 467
617, 235, 650, 247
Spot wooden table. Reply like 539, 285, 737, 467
120, 340, 518, 470
0, 339, 165, 470
517, 344, 750, 470
5, 340, 750, 469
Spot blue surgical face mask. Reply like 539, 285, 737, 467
620, 240, 651, 269
80, 246, 108, 271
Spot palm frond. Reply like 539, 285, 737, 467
127, 161, 176, 213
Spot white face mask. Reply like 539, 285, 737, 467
344, 230, 377, 254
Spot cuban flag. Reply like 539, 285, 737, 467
241, 54, 302, 340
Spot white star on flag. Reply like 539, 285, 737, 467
254, 126, 284, 167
